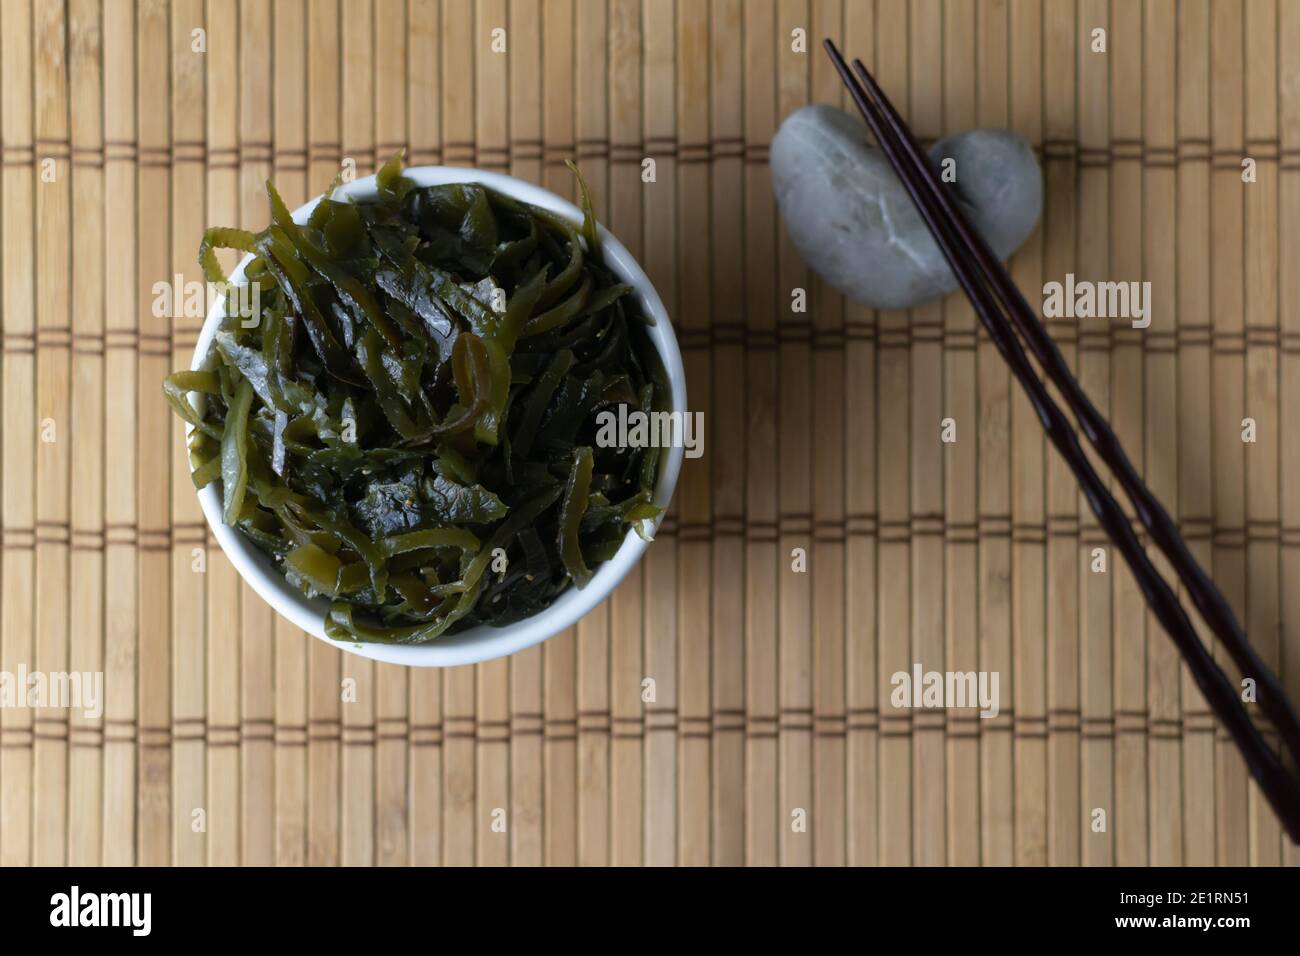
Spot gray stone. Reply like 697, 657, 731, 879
770, 104, 1042, 311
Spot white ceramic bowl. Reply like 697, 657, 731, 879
188, 166, 685, 667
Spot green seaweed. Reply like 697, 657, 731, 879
164, 153, 665, 643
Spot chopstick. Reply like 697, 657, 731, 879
823, 38, 1300, 841
846, 54, 1300, 770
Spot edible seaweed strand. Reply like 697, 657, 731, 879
557, 446, 595, 587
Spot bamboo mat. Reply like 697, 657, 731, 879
0, 0, 1297, 867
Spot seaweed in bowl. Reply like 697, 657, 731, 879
164, 152, 666, 645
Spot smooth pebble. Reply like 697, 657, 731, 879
771, 104, 1042, 310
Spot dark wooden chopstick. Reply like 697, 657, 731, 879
846, 55, 1300, 771
824, 38, 1300, 841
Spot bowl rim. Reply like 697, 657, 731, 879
187, 165, 686, 667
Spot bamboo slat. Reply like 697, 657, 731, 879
675, 0, 712, 868
505, 0, 541, 868
777, 0, 813, 869
641, 0, 679, 868
873, 0, 912, 868
1, 0, 36, 869
100, 0, 137, 866
573, 0, 611, 868
204, 0, 238, 867
975, 0, 1012, 869
1075, 0, 1106, 869
1243, 0, 1282, 867
237, 0, 276, 870
67, 0, 106, 868
340, 0, 377, 869
375, 0, 411, 870
743, 0, 780, 869
809, 0, 846, 869
709, 0, 746, 868
435, 0, 474, 868
1280, 0, 1300, 873
1143, 0, 1183, 867
305, 0, 343, 869
475, 0, 509, 869
1176, 0, 1218, 865
607, 0, 646, 868
271, 0, 309, 869
841, 0, 876, 869
1109, 0, 1147, 868
0, 0, 1291, 867
1209, 0, 1249, 866
135, 0, 171, 869
33, 0, 71, 868
170, 0, 206, 869
907, 0, 945, 869
942, 0, 978, 869
539, 0, 578, 868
